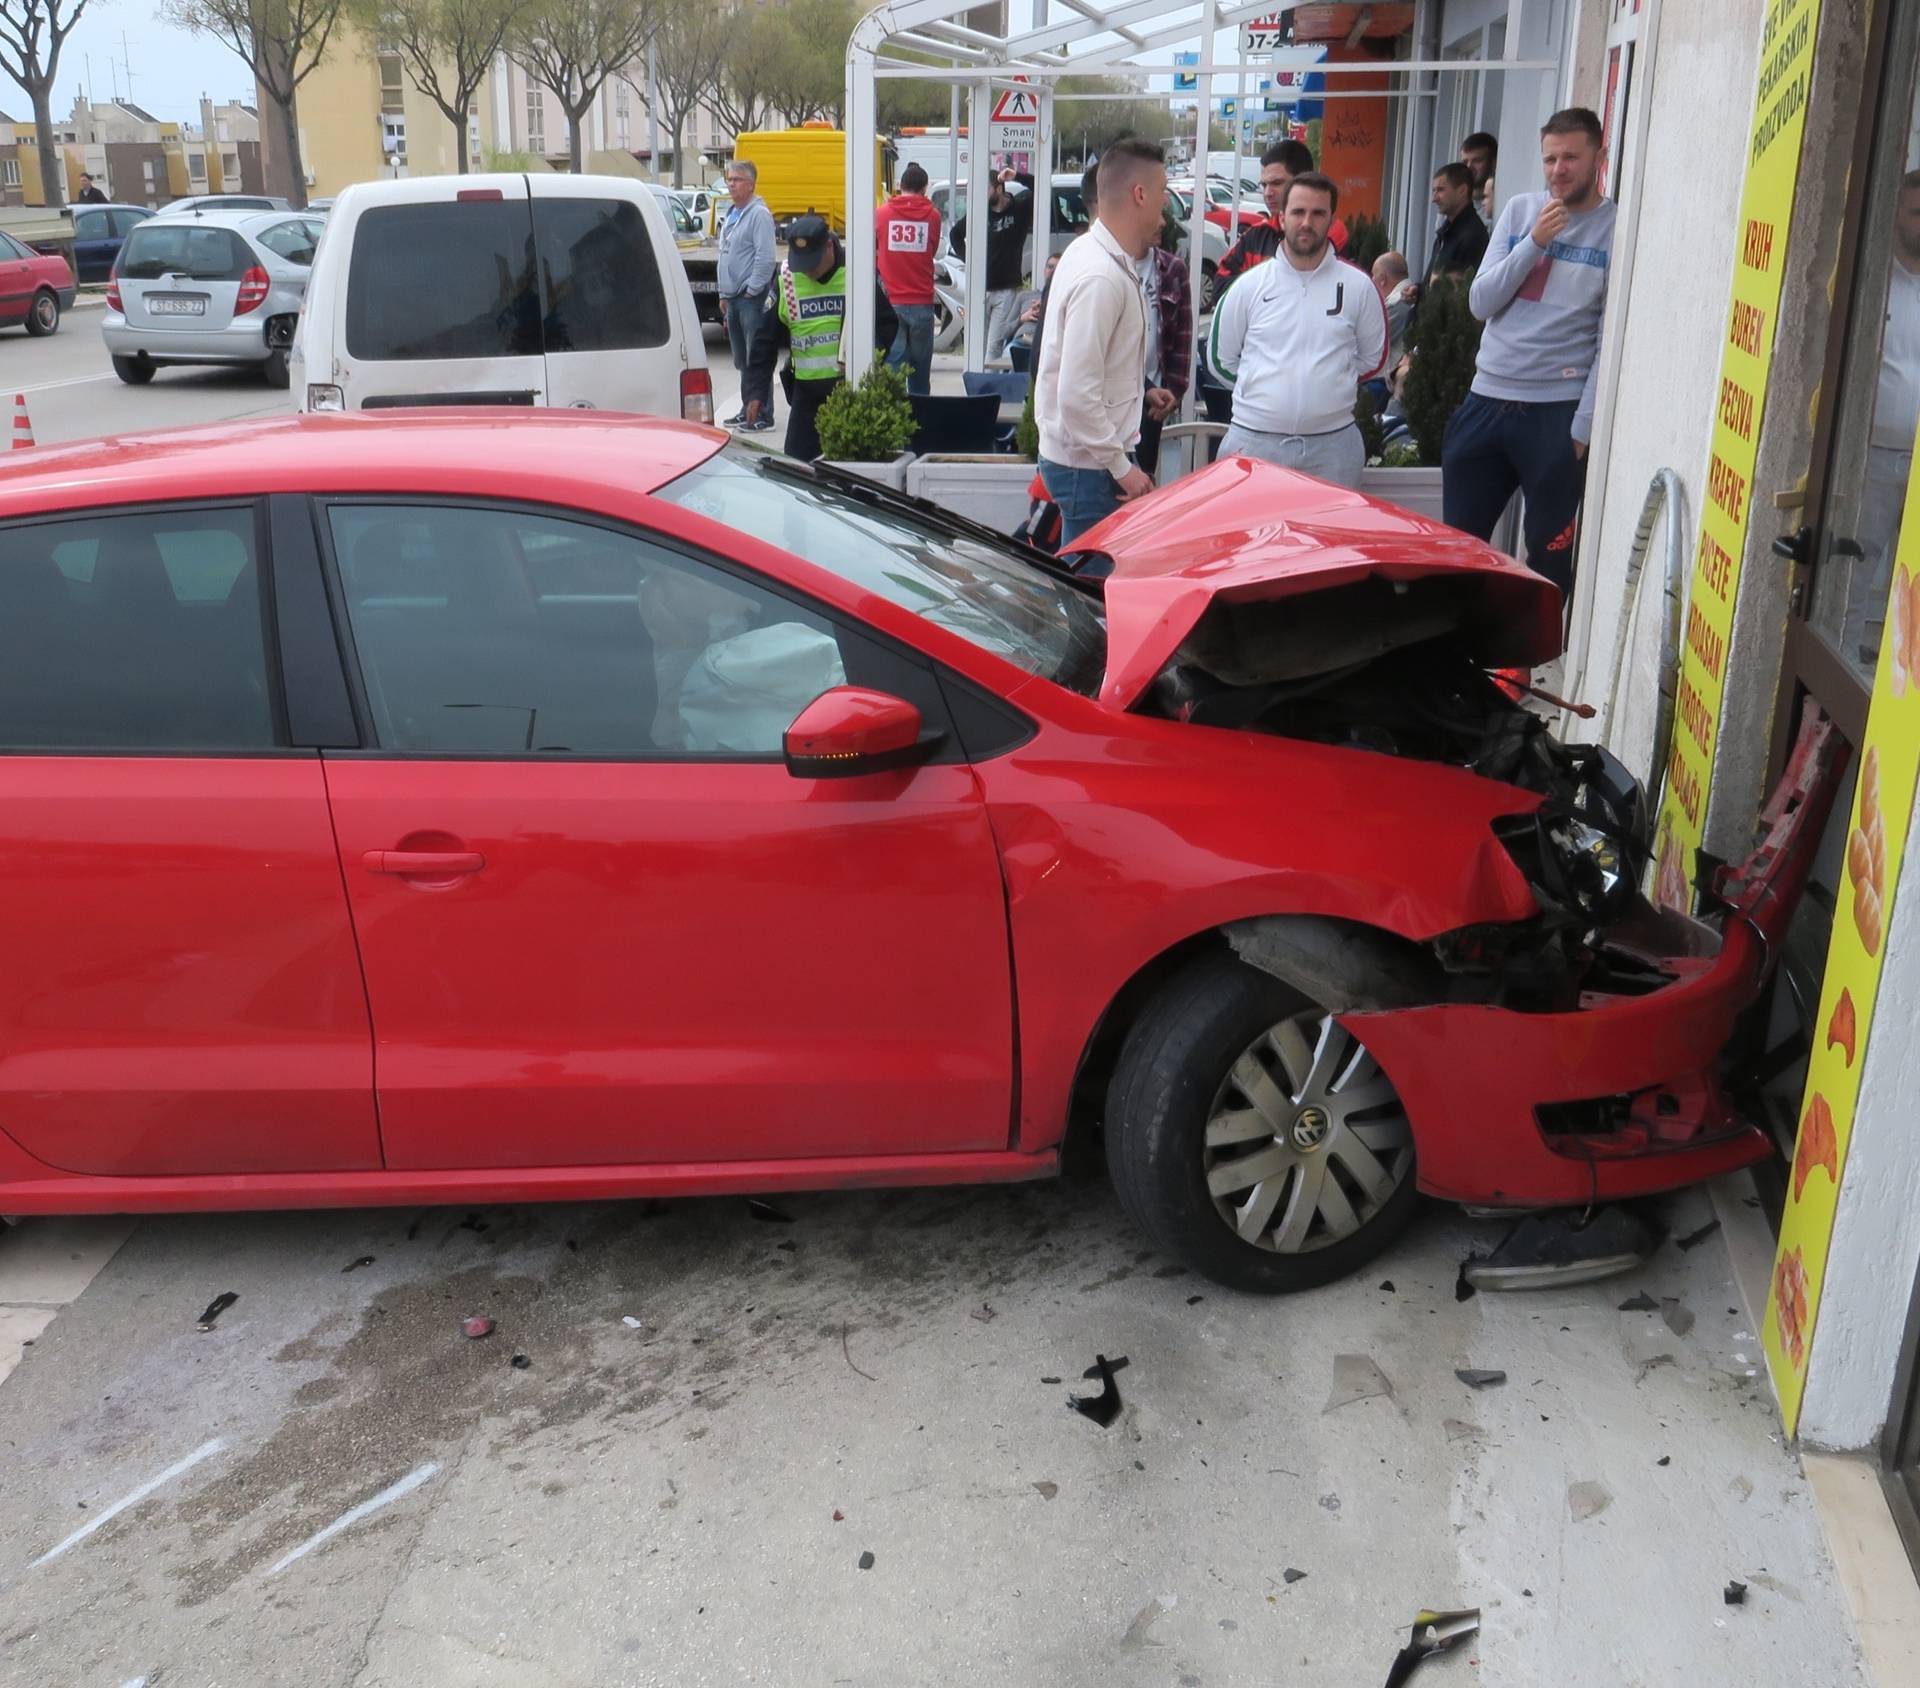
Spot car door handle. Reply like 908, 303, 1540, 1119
362, 849, 486, 876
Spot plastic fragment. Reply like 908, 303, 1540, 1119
832, 1509, 844, 1521
510, 1354, 531, 1369
1186, 1295, 1204, 1305
1657, 1455, 1672, 1466
341, 1256, 375, 1274
857, 1550, 875, 1570
1283, 1568, 1307, 1584
1454, 1368, 1505, 1389
1724, 1581, 1747, 1606
1618, 1292, 1659, 1311
1454, 1262, 1478, 1302
1379, 1280, 1396, 1293
461, 1316, 494, 1339
623, 1316, 644, 1329
1661, 1297, 1696, 1337
195, 1292, 238, 1331
1568, 1479, 1612, 1521
970, 1303, 996, 1323
1069, 1354, 1128, 1427
1676, 1220, 1722, 1251
1032, 1481, 1058, 1500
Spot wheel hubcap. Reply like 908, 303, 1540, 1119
1201, 1011, 1414, 1256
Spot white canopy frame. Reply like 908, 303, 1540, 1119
844, 0, 1556, 397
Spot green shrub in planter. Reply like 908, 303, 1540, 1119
1400, 275, 1484, 467
1380, 438, 1424, 468
1015, 389, 1038, 460
1341, 212, 1390, 274
1354, 386, 1386, 463
814, 361, 915, 462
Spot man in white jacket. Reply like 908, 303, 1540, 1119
1203, 172, 1388, 488
1035, 136, 1168, 544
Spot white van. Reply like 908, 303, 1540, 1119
294, 173, 713, 422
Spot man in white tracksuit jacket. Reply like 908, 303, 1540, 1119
1203, 171, 1388, 489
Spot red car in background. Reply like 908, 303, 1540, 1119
0, 416, 1841, 1290
0, 230, 74, 337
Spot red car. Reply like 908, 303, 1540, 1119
0, 416, 1839, 1291
0, 230, 74, 337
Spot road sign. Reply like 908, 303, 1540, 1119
1242, 14, 1285, 55
989, 83, 1037, 153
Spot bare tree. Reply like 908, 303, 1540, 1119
708, 0, 781, 141
165, 0, 346, 207
0, 0, 91, 206
511, 0, 655, 172
651, 0, 723, 185
350, 0, 526, 172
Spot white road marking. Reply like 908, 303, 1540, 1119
29, 1437, 226, 1567
4, 372, 116, 398
264, 1462, 440, 1578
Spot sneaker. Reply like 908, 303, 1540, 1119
742, 414, 776, 432
722, 408, 747, 427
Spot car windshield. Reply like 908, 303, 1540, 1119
656, 445, 1106, 695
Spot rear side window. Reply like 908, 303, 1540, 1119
119, 225, 252, 281
256, 218, 319, 266
346, 199, 540, 361
0, 507, 275, 750
532, 197, 670, 352
74, 210, 107, 241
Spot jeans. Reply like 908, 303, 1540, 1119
888, 302, 936, 395
1442, 392, 1587, 597
985, 289, 1024, 361
725, 291, 772, 411
1219, 421, 1366, 489
1040, 456, 1128, 547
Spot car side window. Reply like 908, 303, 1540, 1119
326, 503, 856, 757
110, 209, 149, 238
0, 506, 276, 750
0, 233, 29, 260
75, 210, 106, 241
256, 219, 318, 266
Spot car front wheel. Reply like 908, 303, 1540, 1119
1106, 953, 1419, 1293
26, 290, 58, 336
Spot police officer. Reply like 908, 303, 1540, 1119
743, 215, 897, 462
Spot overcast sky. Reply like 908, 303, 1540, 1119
6, 7, 254, 128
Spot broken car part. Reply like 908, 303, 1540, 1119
461, 1316, 494, 1339
1454, 1369, 1506, 1389
195, 1292, 237, 1331
1463, 1207, 1654, 1291
1069, 1355, 1128, 1426
1382, 1607, 1481, 1688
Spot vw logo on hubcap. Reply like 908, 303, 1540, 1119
1291, 1105, 1331, 1151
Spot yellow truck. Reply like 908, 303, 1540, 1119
732, 125, 896, 237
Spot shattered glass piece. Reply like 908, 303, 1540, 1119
1454, 1368, 1505, 1389
1567, 1480, 1612, 1521
1660, 1297, 1696, 1338
1325, 1354, 1394, 1412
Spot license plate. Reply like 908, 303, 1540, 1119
688, 280, 718, 293
148, 295, 207, 316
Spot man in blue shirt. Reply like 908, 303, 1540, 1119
717, 161, 778, 432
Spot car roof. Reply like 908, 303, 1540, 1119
131, 208, 309, 234
0, 413, 729, 520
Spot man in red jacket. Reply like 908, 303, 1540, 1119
876, 163, 942, 394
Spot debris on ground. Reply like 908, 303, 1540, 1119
969, 1303, 996, 1323
1454, 1369, 1506, 1389
1724, 1580, 1747, 1606
195, 1293, 238, 1332
1729, 1475, 1754, 1503
510, 1354, 531, 1370
341, 1256, 375, 1274
1660, 1297, 1696, 1337
461, 1316, 494, 1340
1379, 1280, 1396, 1293
1041, 1376, 1062, 1385
1121, 1595, 1175, 1647
841, 1324, 879, 1384
1658, 1455, 1672, 1466
1383, 1607, 1480, 1687
1318, 1493, 1341, 1512
1568, 1480, 1612, 1521
775, 1239, 797, 1252
1033, 1481, 1058, 1500
1676, 1219, 1722, 1251
1618, 1291, 1659, 1311
457, 1213, 489, 1233
1069, 1354, 1129, 1426
857, 1551, 875, 1570
1636, 1354, 1675, 1383
1454, 1262, 1478, 1302
622, 1316, 644, 1329
1186, 1294, 1204, 1305
1283, 1568, 1308, 1584
1326, 1354, 1395, 1412
748, 1199, 794, 1224
832, 1509, 844, 1521
1467, 1206, 1653, 1290
1442, 1418, 1484, 1443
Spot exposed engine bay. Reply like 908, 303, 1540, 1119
1141, 576, 1666, 1012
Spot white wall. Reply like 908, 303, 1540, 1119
1568, 0, 1762, 789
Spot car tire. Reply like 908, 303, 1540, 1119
111, 353, 154, 385
1200, 262, 1219, 312
263, 346, 290, 389
1105, 952, 1420, 1293
26, 290, 58, 336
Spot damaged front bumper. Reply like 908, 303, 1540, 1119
1352, 714, 1846, 1208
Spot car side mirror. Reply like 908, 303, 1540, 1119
784, 686, 942, 779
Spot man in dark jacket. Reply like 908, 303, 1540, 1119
1213, 139, 1349, 296
951, 170, 1035, 358
76, 173, 107, 204
1427, 162, 1490, 284
743, 215, 898, 462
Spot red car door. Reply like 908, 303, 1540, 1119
316, 499, 1014, 1170
0, 501, 379, 1177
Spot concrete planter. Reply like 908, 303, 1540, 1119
905, 454, 1036, 535
817, 452, 914, 491
1360, 464, 1447, 523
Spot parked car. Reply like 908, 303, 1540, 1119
293, 173, 711, 421
670, 185, 721, 238
0, 416, 1841, 1292
0, 231, 75, 336
307, 197, 335, 215
648, 184, 720, 328
105, 209, 323, 387
63, 202, 152, 284
159, 194, 294, 214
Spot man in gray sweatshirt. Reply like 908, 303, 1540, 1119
717, 161, 778, 431
1442, 107, 1615, 603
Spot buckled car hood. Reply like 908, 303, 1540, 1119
1071, 457, 1565, 710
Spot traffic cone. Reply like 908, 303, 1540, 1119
11, 393, 33, 450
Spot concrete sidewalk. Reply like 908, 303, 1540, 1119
0, 1180, 1868, 1686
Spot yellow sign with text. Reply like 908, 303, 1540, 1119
1766, 442, 1920, 1431
1652, 0, 1822, 911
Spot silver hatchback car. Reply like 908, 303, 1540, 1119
105, 209, 324, 389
